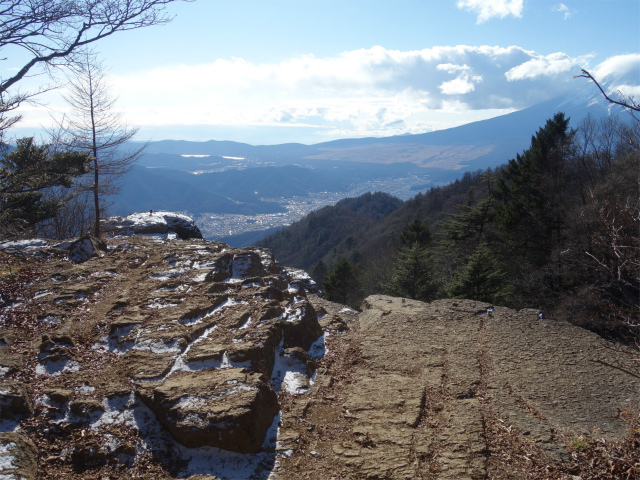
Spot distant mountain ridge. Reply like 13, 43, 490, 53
112, 73, 629, 240
136, 74, 620, 170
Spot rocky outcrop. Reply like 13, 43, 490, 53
101, 211, 203, 239
1, 237, 638, 480
138, 368, 279, 453
273, 296, 639, 480
0, 235, 326, 478
0, 432, 38, 480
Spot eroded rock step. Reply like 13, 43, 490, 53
333, 296, 487, 480
321, 296, 639, 480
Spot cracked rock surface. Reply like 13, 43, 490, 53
274, 295, 639, 480
0, 235, 328, 479
1, 237, 638, 480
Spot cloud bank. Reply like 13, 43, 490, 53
25, 47, 636, 143
107, 45, 604, 138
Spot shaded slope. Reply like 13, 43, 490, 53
257, 192, 403, 269
111, 166, 286, 215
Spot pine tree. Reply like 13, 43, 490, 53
385, 242, 438, 301
322, 258, 360, 306
0, 138, 91, 238
493, 112, 573, 263
447, 244, 511, 304
400, 218, 431, 247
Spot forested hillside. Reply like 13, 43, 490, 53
257, 192, 403, 268
259, 113, 640, 342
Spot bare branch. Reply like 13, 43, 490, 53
576, 69, 640, 114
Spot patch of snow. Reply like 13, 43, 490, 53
53, 297, 73, 305
239, 317, 253, 330
193, 260, 217, 270
309, 332, 329, 359
150, 269, 185, 281
174, 384, 256, 409
270, 340, 310, 395
282, 372, 309, 394
0, 367, 9, 377
92, 323, 140, 355
37, 315, 61, 324
193, 272, 208, 282
35, 358, 81, 376
339, 307, 358, 314
144, 298, 179, 309
34, 289, 51, 299
76, 384, 96, 395
283, 306, 306, 324
91, 393, 137, 429
0, 239, 48, 251
132, 338, 183, 355
0, 443, 17, 472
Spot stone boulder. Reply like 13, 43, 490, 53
0, 382, 32, 419
101, 211, 203, 240
138, 368, 279, 453
65, 236, 107, 263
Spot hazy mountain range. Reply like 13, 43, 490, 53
110, 73, 628, 241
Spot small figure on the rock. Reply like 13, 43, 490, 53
538, 311, 544, 319
149, 209, 154, 215
487, 308, 493, 318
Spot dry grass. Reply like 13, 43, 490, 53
482, 405, 640, 480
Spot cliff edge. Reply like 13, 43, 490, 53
0, 236, 638, 479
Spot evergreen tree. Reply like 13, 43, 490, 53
322, 258, 360, 306
442, 173, 495, 243
0, 138, 91, 238
311, 260, 328, 283
493, 112, 574, 263
400, 218, 431, 247
441, 197, 493, 242
447, 244, 511, 304
385, 242, 438, 301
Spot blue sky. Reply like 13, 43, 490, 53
8, 0, 640, 145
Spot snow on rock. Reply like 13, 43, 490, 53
0, 239, 48, 251
101, 211, 203, 240
67, 236, 107, 264
1, 235, 334, 477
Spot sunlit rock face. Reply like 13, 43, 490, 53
0, 233, 331, 478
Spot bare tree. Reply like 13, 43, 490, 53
0, 0, 191, 140
50, 51, 145, 237
576, 69, 640, 151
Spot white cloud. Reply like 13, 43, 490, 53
505, 52, 591, 80
552, 3, 574, 20
20, 46, 634, 141
592, 53, 640, 80
440, 72, 482, 95
436, 63, 471, 74
456, 0, 524, 23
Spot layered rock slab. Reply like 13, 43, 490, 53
0, 234, 325, 478
276, 295, 639, 480
138, 368, 278, 453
